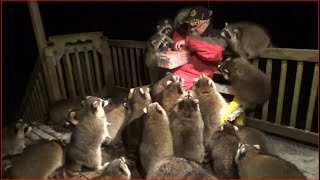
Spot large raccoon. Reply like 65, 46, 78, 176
218, 57, 272, 109
237, 126, 275, 154
192, 74, 227, 147
122, 87, 152, 176
2, 119, 32, 158
47, 96, 84, 132
221, 21, 272, 59
235, 144, 306, 178
145, 19, 174, 85
160, 79, 186, 112
170, 96, 204, 164
208, 124, 240, 178
65, 96, 110, 176
96, 157, 131, 179
147, 156, 215, 179
151, 72, 180, 102
3, 140, 64, 178
139, 102, 174, 173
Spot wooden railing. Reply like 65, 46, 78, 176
18, 32, 318, 145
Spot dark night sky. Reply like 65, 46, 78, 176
2, 1, 318, 122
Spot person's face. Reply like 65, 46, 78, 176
188, 20, 210, 36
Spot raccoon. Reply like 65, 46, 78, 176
237, 126, 275, 154
208, 124, 240, 178
103, 99, 130, 146
156, 18, 173, 36
151, 72, 180, 102
221, 21, 272, 59
2, 119, 32, 158
173, 7, 192, 37
170, 96, 204, 164
122, 87, 152, 176
235, 144, 306, 179
160, 79, 186, 113
96, 157, 131, 179
145, 31, 174, 85
147, 156, 212, 179
4, 140, 64, 178
139, 102, 174, 173
192, 74, 227, 147
65, 96, 110, 175
47, 96, 84, 132
218, 57, 272, 109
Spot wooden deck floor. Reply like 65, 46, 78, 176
4, 122, 318, 179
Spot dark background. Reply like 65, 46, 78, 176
2, 1, 318, 124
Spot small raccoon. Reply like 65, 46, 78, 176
237, 126, 275, 154
145, 24, 174, 85
147, 156, 211, 179
96, 157, 131, 179
235, 144, 306, 179
139, 102, 174, 173
160, 79, 186, 112
151, 72, 180, 102
47, 96, 84, 132
2, 119, 32, 158
4, 140, 64, 178
170, 96, 204, 164
208, 124, 240, 178
221, 21, 272, 59
192, 74, 227, 147
218, 57, 272, 109
156, 18, 173, 36
65, 96, 110, 175
128, 87, 153, 122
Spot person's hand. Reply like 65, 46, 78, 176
174, 40, 186, 51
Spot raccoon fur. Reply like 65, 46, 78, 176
192, 74, 227, 147
2, 119, 32, 158
170, 96, 204, 164
96, 156, 131, 179
221, 21, 272, 59
151, 72, 180, 102
139, 102, 174, 173
235, 144, 306, 178
218, 57, 272, 109
65, 96, 110, 176
208, 124, 240, 178
4, 140, 64, 178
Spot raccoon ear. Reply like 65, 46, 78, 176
166, 72, 172, 76
93, 101, 99, 108
139, 88, 145, 95
152, 40, 157, 45
225, 22, 228, 27
194, 78, 199, 82
220, 125, 224, 131
166, 80, 172, 86
208, 10, 213, 16
233, 125, 239, 131
157, 25, 161, 30
120, 156, 126, 162
208, 80, 212, 87
240, 147, 246, 154
253, 144, 260, 151
178, 98, 183, 102
233, 29, 239, 34
200, 74, 205, 78
81, 100, 86, 107
86, 96, 91, 99
143, 107, 148, 114
226, 57, 232, 61
18, 119, 23, 123
172, 75, 177, 82
70, 111, 76, 118
194, 99, 199, 104
146, 87, 150, 93
173, 104, 179, 112
156, 104, 163, 113
123, 102, 127, 107
165, 19, 169, 24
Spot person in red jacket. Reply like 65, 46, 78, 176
170, 6, 227, 90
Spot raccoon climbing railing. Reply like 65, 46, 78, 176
19, 32, 318, 145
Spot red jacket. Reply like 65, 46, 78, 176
170, 30, 226, 90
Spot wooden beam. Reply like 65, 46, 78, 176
246, 117, 318, 145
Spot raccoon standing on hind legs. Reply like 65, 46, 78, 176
145, 18, 174, 85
